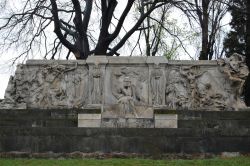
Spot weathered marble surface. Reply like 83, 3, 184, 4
0, 54, 248, 111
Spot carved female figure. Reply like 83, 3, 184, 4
150, 66, 163, 105
91, 66, 102, 104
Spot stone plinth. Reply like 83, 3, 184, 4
78, 114, 101, 127
154, 114, 178, 128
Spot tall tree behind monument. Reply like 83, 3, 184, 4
177, 0, 231, 60
224, 0, 246, 57
0, 0, 170, 61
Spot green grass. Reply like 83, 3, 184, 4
0, 157, 250, 166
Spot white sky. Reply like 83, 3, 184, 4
0, 1, 232, 99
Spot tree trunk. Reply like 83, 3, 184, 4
200, 17, 209, 60
95, 41, 109, 55
74, 38, 89, 59
199, 0, 209, 60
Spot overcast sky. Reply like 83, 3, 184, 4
0, 1, 231, 99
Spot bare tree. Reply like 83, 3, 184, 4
130, 2, 194, 59
176, 0, 231, 60
0, 0, 171, 61
137, 4, 170, 57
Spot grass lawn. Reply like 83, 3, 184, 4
0, 157, 250, 166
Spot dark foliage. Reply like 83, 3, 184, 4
224, 0, 246, 57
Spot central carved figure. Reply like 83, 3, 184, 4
110, 67, 148, 116
117, 77, 135, 114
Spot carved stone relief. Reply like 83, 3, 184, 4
165, 54, 248, 111
179, 66, 206, 108
165, 68, 189, 109
89, 65, 103, 105
4, 76, 16, 103
218, 53, 248, 110
0, 56, 248, 111
33, 63, 72, 108
2, 62, 89, 109
107, 67, 148, 116
67, 65, 88, 108
165, 65, 231, 110
0, 65, 27, 109
110, 67, 147, 105
150, 65, 164, 106
196, 71, 227, 110
0, 75, 26, 109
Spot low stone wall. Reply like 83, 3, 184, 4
1, 109, 250, 154
0, 109, 98, 127
178, 110, 250, 129
1, 127, 250, 154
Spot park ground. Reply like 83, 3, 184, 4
1, 157, 250, 166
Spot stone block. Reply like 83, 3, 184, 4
155, 120, 178, 128
155, 114, 178, 128
86, 56, 108, 64
78, 114, 101, 120
221, 152, 240, 158
78, 120, 101, 128
168, 60, 217, 66
107, 56, 148, 64
78, 114, 101, 127
146, 56, 168, 65
155, 114, 177, 120
26, 60, 87, 65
